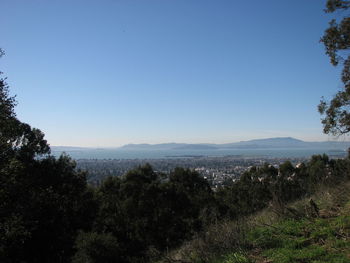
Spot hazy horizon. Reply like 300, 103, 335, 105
50, 133, 344, 148
1, 0, 342, 147
50, 136, 350, 148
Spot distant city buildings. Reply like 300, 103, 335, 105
77, 156, 309, 187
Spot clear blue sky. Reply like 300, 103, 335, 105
0, 0, 345, 146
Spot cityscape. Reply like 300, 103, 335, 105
77, 155, 312, 188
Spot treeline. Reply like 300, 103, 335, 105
215, 153, 350, 218
72, 153, 350, 263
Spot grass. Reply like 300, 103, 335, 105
247, 216, 350, 263
213, 252, 252, 263
157, 182, 350, 263
242, 183, 350, 263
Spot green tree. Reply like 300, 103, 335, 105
0, 50, 97, 262
73, 232, 126, 263
76, 165, 218, 263
319, 0, 350, 135
0, 50, 49, 163
168, 168, 216, 228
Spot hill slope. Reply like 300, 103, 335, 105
161, 181, 350, 263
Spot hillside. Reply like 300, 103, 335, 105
161, 181, 350, 263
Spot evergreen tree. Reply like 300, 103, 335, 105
0, 50, 97, 262
319, 0, 350, 135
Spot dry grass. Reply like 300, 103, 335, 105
155, 180, 350, 263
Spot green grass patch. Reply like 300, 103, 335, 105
168, 182, 350, 263
263, 245, 349, 263
247, 216, 350, 262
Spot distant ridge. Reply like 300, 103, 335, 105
115, 137, 350, 151
50, 137, 350, 159
220, 137, 305, 149
50, 137, 350, 153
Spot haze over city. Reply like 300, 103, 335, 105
1, 0, 343, 147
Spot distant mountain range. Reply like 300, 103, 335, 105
51, 137, 350, 153
108, 137, 350, 151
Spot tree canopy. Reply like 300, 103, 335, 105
0, 50, 96, 262
319, 0, 350, 135
0, 49, 50, 163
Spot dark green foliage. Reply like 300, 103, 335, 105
73, 232, 126, 263
215, 155, 350, 222
216, 164, 275, 218
169, 167, 217, 228
325, 0, 350, 13
0, 154, 97, 262
74, 165, 217, 262
319, 1, 350, 135
0, 52, 97, 262
0, 74, 49, 163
